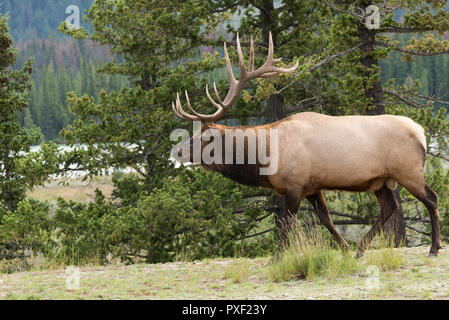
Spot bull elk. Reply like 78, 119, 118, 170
171, 32, 442, 257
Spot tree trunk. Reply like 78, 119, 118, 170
383, 188, 407, 246
358, 15, 406, 246
260, 1, 287, 237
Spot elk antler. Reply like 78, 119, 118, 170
173, 32, 299, 122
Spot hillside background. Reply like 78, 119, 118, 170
0, 0, 128, 142
0, 0, 447, 142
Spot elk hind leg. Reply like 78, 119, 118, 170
307, 191, 350, 251
357, 185, 399, 257
400, 181, 442, 256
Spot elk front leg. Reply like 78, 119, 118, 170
275, 190, 303, 252
357, 185, 399, 257
307, 191, 350, 251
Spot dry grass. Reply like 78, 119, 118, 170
363, 232, 405, 272
27, 176, 114, 204
267, 220, 361, 282
224, 261, 250, 283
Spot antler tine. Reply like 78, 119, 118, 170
223, 42, 237, 85
185, 91, 204, 118
185, 90, 222, 120
175, 92, 199, 121
173, 97, 188, 121
236, 33, 247, 78
206, 84, 225, 110
267, 31, 274, 63
213, 83, 224, 106
172, 101, 184, 120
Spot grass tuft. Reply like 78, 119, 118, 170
363, 232, 404, 271
224, 261, 250, 283
267, 219, 361, 282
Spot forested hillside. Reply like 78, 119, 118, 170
0, 0, 448, 141
0, 0, 93, 41
1, 0, 128, 141
380, 32, 449, 99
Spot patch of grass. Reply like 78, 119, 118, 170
364, 248, 404, 271
224, 261, 250, 283
1, 246, 448, 299
267, 219, 361, 282
421, 290, 432, 299
363, 233, 405, 272
27, 176, 114, 204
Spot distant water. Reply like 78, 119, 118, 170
30, 144, 134, 178
29, 144, 181, 178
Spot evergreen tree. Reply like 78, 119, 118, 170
0, 13, 62, 214
0, 13, 39, 212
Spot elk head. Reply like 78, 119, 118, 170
171, 32, 299, 165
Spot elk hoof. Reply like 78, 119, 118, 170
429, 244, 443, 257
355, 251, 364, 259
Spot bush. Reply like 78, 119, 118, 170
46, 168, 276, 265
118, 167, 276, 263
52, 190, 119, 265
0, 199, 53, 273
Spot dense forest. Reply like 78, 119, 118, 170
0, 0, 447, 141
1, 0, 128, 141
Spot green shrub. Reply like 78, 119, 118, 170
52, 190, 118, 265
119, 168, 276, 263
47, 168, 276, 265
0, 199, 53, 273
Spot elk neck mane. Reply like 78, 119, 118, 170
199, 123, 274, 189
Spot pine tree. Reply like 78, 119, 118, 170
0, 14, 40, 212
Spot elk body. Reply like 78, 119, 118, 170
172, 33, 442, 257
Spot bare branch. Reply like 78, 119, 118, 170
236, 228, 274, 241
406, 225, 431, 237
427, 152, 449, 162
383, 88, 423, 108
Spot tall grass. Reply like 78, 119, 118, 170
224, 261, 250, 283
363, 231, 405, 271
268, 218, 361, 282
